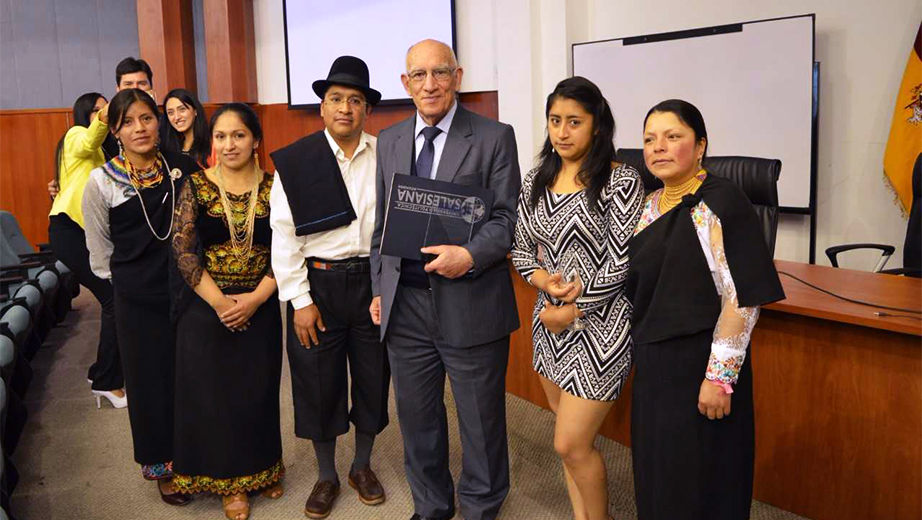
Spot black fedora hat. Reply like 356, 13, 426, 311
312, 56, 381, 106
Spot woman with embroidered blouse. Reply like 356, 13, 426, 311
82, 88, 200, 506
511, 77, 643, 520
625, 99, 784, 520
170, 103, 283, 520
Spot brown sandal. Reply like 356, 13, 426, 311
222, 492, 249, 520
261, 482, 284, 499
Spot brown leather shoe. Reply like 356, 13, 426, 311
348, 466, 386, 505
304, 479, 340, 519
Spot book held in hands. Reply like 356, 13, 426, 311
380, 174, 493, 260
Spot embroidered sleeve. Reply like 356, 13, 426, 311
171, 177, 204, 288
575, 168, 644, 311
699, 208, 760, 385
511, 169, 542, 283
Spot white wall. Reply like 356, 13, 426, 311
587, 1, 920, 267
252, 0, 498, 105
253, 0, 921, 268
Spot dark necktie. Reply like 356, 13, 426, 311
415, 126, 443, 179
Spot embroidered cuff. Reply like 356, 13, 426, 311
705, 352, 743, 385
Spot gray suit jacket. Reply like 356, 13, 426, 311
370, 105, 521, 347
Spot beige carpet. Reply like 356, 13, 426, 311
11, 291, 808, 520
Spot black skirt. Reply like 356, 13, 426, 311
631, 328, 755, 520
114, 291, 176, 466
172, 295, 283, 491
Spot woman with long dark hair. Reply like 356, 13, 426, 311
161, 88, 212, 168
511, 76, 643, 520
626, 99, 784, 520
48, 92, 126, 408
171, 103, 284, 520
82, 88, 200, 506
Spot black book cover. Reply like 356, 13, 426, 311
380, 174, 493, 260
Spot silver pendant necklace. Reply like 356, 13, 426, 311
127, 153, 177, 241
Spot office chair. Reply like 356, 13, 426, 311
825, 153, 921, 277
617, 148, 782, 256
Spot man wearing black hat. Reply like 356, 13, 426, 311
269, 56, 389, 519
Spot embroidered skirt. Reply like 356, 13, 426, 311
172, 295, 284, 494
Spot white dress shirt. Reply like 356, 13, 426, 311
270, 130, 377, 310
413, 100, 458, 179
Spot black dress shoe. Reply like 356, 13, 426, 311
409, 513, 454, 520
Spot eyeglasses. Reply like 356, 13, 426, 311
406, 67, 456, 84
324, 95, 367, 108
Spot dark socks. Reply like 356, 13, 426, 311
351, 431, 376, 473
312, 439, 338, 483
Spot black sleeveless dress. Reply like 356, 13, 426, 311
625, 174, 784, 520
104, 150, 197, 476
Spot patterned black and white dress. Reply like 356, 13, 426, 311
512, 164, 643, 401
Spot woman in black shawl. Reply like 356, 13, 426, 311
626, 100, 784, 520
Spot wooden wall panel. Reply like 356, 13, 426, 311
0, 92, 498, 248
203, 0, 258, 103
0, 108, 71, 245
253, 92, 499, 172
137, 0, 197, 96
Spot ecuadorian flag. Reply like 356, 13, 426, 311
884, 22, 922, 213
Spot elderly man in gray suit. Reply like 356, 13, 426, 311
369, 39, 521, 520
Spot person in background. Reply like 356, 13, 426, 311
48, 92, 126, 409
270, 56, 389, 520
171, 103, 283, 520
511, 76, 643, 520
82, 88, 199, 507
115, 56, 155, 94
162, 88, 212, 168
370, 39, 521, 520
48, 56, 155, 197
626, 99, 784, 520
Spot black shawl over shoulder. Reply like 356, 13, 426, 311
269, 130, 356, 236
626, 174, 785, 345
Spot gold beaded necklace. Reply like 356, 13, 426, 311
658, 169, 707, 214
214, 162, 262, 262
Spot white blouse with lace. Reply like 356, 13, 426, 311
635, 190, 760, 385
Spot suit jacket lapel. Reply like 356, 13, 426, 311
435, 106, 472, 183
394, 117, 416, 179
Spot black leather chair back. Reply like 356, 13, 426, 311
617, 148, 782, 256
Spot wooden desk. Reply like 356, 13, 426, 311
505, 259, 921, 520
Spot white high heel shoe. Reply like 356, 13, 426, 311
92, 389, 128, 409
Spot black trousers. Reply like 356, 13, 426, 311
386, 285, 510, 520
286, 263, 390, 441
48, 214, 123, 390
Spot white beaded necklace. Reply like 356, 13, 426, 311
126, 152, 177, 242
